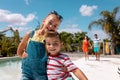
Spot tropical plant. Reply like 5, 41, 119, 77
72, 32, 87, 52
0, 27, 20, 57
60, 31, 87, 52
88, 6, 120, 54
60, 32, 73, 52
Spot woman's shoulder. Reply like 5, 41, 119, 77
83, 40, 86, 42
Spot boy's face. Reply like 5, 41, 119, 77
42, 14, 61, 32
45, 36, 62, 56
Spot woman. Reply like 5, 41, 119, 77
82, 36, 91, 60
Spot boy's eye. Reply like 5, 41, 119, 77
46, 43, 51, 46
53, 43, 58, 46
46, 42, 59, 46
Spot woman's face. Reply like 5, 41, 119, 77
85, 36, 87, 39
85, 36, 88, 40
42, 14, 61, 32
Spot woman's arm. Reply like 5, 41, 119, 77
17, 31, 30, 58
72, 68, 88, 80
89, 41, 93, 49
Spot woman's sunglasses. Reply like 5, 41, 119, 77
49, 10, 63, 21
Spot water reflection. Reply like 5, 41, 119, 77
0, 57, 22, 80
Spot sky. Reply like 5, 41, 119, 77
0, 0, 120, 40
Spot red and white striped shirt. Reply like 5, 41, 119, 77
47, 53, 78, 80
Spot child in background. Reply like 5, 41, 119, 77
45, 31, 88, 80
17, 11, 63, 80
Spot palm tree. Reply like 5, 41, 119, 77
60, 32, 73, 52
88, 6, 120, 54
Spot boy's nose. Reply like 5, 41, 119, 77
50, 44, 54, 47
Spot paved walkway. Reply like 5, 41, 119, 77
66, 52, 120, 80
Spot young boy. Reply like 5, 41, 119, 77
45, 31, 88, 80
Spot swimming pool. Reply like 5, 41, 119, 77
0, 57, 22, 80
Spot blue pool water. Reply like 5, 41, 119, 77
0, 57, 22, 80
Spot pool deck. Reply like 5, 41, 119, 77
65, 52, 120, 60
65, 52, 120, 80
